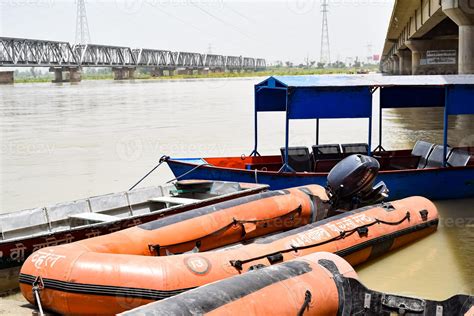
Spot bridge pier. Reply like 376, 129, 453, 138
396, 49, 412, 75
112, 67, 135, 80
50, 67, 81, 83
442, 0, 474, 74
405, 39, 458, 75
152, 68, 177, 77
176, 69, 194, 75
152, 68, 164, 77
0, 71, 14, 84
390, 56, 399, 75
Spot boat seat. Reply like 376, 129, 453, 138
314, 159, 340, 172
411, 140, 435, 169
312, 144, 342, 162
384, 156, 420, 170
148, 196, 200, 206
69, 212, 120, 223
447, 148, 471, 167
425, 145, 452, 169
341, 143, 369, 156
280, 147, 312, 172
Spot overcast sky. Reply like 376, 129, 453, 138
0, 0, 394, 64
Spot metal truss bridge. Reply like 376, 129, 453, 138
0, 37, 266, 71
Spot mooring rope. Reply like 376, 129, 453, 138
32, 276, 45, 316
129, 155, 170, 191
297, 290, 313, 316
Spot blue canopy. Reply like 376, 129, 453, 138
256, 74, 474, 114
255, 76, 373, 119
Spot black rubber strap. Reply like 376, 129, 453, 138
151, 205, 303, 256
229, 211, 412, 270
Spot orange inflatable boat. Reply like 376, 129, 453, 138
31, 184, 325, 258
20, 196, 438, 315
121, 252, 474, 316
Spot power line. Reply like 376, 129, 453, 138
145, 2, 269, 55
189, 2, 255, 40
150, 5, 215, 39
222, 3, 255, 23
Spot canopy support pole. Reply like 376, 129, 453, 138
372, 86, 384, 153
443, 87, 449, 167
250, 89, 260, 156
279, 90, 295, 173
368, 116, 372, 156
316, 119, 320, 145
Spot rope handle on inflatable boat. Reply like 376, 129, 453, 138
297, 290, 313, 316
229, 211, 412, 271
149, 205, 303, 256
129, 155, 170, 191
32, 276, 45, 316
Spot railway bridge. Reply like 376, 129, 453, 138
0, 37, 266, 82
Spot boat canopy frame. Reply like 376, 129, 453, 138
252, 75, 474, 171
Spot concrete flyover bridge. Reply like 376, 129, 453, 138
381, 0, 474, 75
0, 36, 266, 83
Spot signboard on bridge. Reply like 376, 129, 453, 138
426, 50, 457, 65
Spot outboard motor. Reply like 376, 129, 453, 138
326, 154, 388, 210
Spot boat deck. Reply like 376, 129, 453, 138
203, 144, 474, 174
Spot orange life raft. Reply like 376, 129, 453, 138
20, 196, 438, 315
44, 185, 325, 257
121, 252, 474, 316
120, 252, 357, 315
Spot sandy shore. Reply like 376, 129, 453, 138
0, 291, 38, 315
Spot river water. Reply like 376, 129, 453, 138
0, 78, 472, 307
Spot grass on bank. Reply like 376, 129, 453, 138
11, 66, 380, 83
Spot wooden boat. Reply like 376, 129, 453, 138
0, 180, 268, 294
19, 195, 438, 314
167, 75, 474, 200
121, 252, 474, 316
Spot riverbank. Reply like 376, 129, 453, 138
11, 66, 379, 83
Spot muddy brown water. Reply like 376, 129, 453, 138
0, 78, 472, 312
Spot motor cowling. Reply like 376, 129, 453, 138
327, 154, 388, 210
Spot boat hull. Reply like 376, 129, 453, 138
0, 182, 267, 294
167, 159, 474, 200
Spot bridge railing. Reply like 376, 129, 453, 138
0, 37, 77, 67
73, 44, 136, 66
0, 37, 265, 71
133, 49, 172, 67
204, 54, 225, 69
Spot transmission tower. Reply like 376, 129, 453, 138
320, 0, 330, 65
366, 43, 373, 63
75, 0, 91, 45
